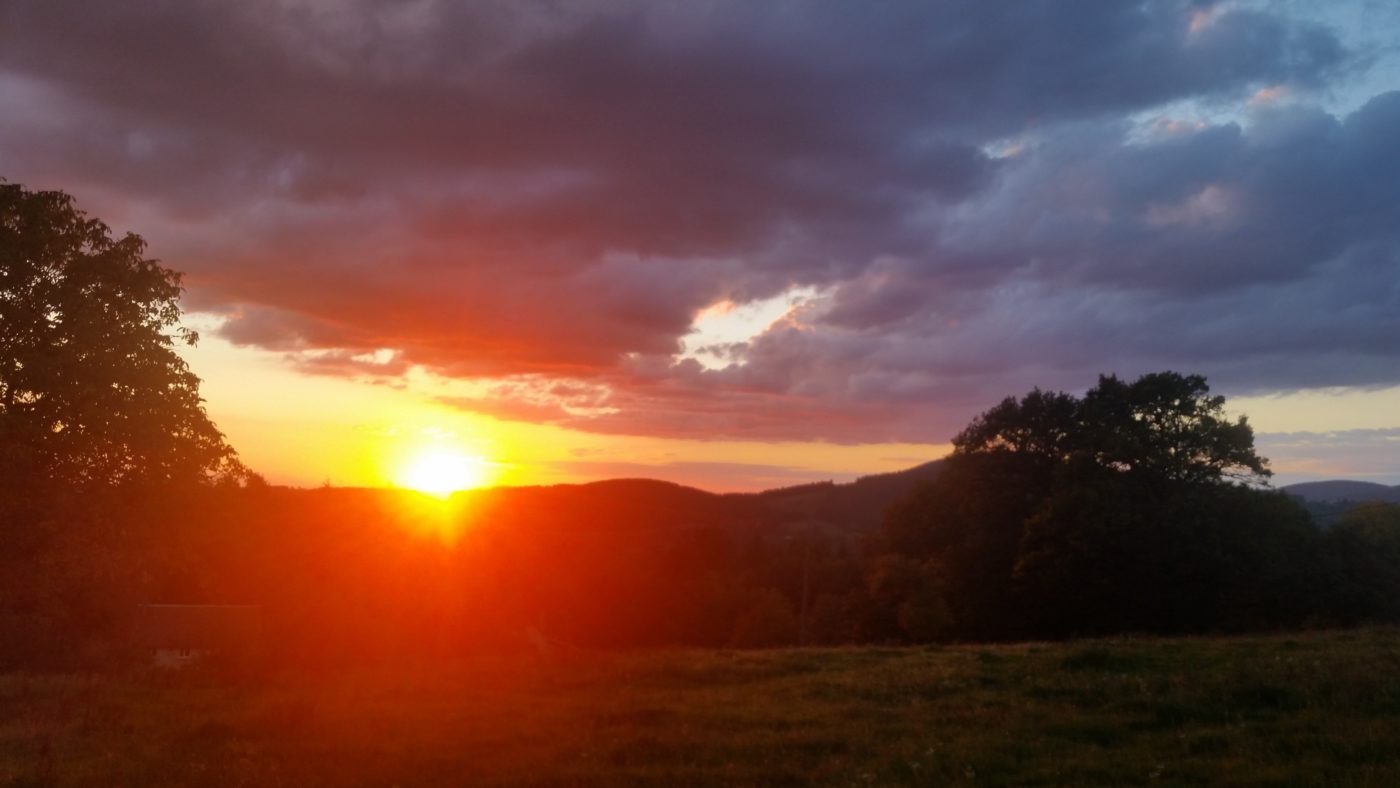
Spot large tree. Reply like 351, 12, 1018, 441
877, 371, 1314, 640
953, 372, 1269, 486
0, 182, 237, 490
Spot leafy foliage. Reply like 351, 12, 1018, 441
878, 372, 1313, 640
1, 182, 244, 668
0, 182, 237, 490
954, 372, 1269, 485
1078, 372, 1269, 485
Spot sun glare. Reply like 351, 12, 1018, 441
396, 449, 492, 496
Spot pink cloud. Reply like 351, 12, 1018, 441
5, 1, 1396, 448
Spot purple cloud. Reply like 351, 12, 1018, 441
3, 0, 1392, 444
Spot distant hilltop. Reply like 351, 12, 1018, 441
1282, 480, 1400, 504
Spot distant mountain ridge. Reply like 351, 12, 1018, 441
367, 458, 947, 547
1281, 480, 1400, 504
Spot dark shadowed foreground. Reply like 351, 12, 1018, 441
5, 628, 1400, 786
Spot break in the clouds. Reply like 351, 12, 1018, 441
2, 0, 1396, 442
1258, 429, 1400, 484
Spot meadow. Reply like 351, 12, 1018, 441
5, 628, 1400, 787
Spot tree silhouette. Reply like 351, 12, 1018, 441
879, 371, 1306, 640
953, 373, 1269, 486
0, 182, 238, 491
1077, 372, 1269, 486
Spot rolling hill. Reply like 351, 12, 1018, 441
1281, 480, 1400, 504
450, 459, 946, 541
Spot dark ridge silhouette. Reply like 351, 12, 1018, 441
1283, 480, 1400, 504
747, 460, 946, 535
490, 459, 948, 539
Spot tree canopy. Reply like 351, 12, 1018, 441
0, 182, 237, 490
877, 371, 1308, 641
953, 372, 1269, 485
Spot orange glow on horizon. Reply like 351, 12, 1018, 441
175, 322, 956, 491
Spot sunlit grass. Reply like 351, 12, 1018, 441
6, 628, 1400, 785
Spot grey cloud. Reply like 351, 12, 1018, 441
1, 0, 1388, 445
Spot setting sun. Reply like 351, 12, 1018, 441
396, 449, 492, 496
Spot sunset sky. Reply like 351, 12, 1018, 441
2, 1, 1398, 490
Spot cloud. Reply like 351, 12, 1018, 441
3, 0, 1392, 443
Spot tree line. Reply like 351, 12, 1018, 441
869, 373, 1400, 642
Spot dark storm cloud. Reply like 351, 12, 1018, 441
1, 0, 1390, 442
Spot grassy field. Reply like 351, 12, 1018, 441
5, 628, 1400, 786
